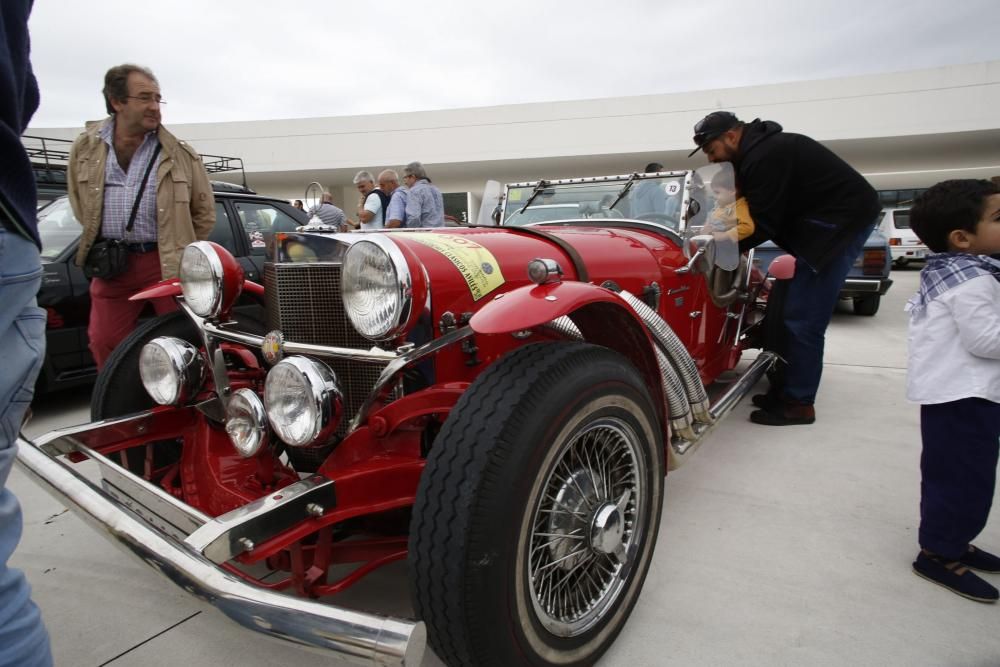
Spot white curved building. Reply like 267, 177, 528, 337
33, 60, 1000, 220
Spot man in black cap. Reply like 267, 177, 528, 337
690, 111, 880, 426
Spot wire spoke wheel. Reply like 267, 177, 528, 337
410, 343, 664, 667
529, 417, 645, 637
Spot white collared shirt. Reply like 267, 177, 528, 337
907, 274, 1000, 404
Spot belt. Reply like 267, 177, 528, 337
124, 241, 158, 253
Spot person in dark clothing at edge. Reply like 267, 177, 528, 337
689, 111, 880, 426
0, 2, 55, 665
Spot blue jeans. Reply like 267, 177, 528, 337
0, 228, 52, 667
780, 221, 876, 404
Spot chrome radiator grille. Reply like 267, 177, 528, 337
263, 262, 389, 444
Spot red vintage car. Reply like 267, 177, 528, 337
18, 164, 788, 666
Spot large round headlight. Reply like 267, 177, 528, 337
264, 357, 343, 448
180, 241, 225, 317
139, 337, 205, 405
342, 238, 412, 340
226, 389, 269, 458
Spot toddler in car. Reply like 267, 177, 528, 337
706, 169, 754, 242
906, 179, 1000, 602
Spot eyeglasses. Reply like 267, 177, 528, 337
127, 94, 166, 105
403, 174, 416, 180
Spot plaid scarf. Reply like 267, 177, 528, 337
906, 253, 1000, 317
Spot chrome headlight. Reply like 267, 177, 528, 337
342, 237, 412, 340
180, 241, 224, 317
264, 357, 343, 448
226, 389, 269, 458
139, 337, 205, 406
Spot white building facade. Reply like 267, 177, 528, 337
34, 60, 1000, 221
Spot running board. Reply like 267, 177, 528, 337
666, 351, 778, 470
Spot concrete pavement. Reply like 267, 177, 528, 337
10, 267, 1000, 666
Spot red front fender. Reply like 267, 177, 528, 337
129, 278, 264, 302
469, 281, 623, 335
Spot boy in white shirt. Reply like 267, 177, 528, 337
907, 179, 1000, 602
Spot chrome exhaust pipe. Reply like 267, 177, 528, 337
667, 352, 778, 470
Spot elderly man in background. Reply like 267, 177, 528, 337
403, 161, 444, 228
68, 63, 215, 370
379, 169, 408, 228
307, 192, 347, 229
346, 170, 388, 230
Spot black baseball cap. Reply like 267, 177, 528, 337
687, 111, 741, 157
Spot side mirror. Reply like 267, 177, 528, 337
677, 234, 716, 275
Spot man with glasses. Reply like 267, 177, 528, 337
68, 63, 215, 369
689, 111, 880, 426
403, 161, 445, 228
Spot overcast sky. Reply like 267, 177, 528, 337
25, 0, 1000, 129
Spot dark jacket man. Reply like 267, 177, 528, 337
691, 111, 880, 426
733, 119, 880, 271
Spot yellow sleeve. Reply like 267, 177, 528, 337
734, 197, 755, 240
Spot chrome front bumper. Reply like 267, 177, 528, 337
15, 413, 425, 667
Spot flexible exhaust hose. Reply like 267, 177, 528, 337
548, 315, 696, 438
618, 290, 712, 423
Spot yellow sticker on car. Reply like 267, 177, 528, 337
407, 233, 505, 301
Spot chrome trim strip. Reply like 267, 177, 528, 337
32, 411, 211, 529
14, 429, 425, 666
185, 475, 337, 564
666, 352, 778, 470
207, 317, 399, 363
842, 279, 882, 292
350, 325, 475, 430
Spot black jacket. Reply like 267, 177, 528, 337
0, 0, 40, 248
735, 119, 880, 271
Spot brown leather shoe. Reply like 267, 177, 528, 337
750, 402, 816, 426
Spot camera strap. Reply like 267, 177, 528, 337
123, 142, 162, 240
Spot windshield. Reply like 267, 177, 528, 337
37, 197, 81, 260
502, 176, 686, 229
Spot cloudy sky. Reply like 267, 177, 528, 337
26, 0, 1000, 128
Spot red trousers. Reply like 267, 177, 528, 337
88, 250, 177, 370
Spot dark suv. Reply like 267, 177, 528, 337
35, 183, 307, 393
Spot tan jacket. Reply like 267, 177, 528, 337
68, 118, 215, 279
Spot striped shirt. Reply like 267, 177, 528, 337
98, 120, 160, 242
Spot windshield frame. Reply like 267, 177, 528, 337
500, 171, 691, 231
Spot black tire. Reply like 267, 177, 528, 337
91, 309, 266, 475
91, 310, 200, 421
852, 294, 880, 316
91, 310, 202, 476
409, 342, 664, 667
893, 258, 908, 268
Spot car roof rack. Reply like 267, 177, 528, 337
22, 134, 249, 190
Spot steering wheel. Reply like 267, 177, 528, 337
635, 212, 680, 230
